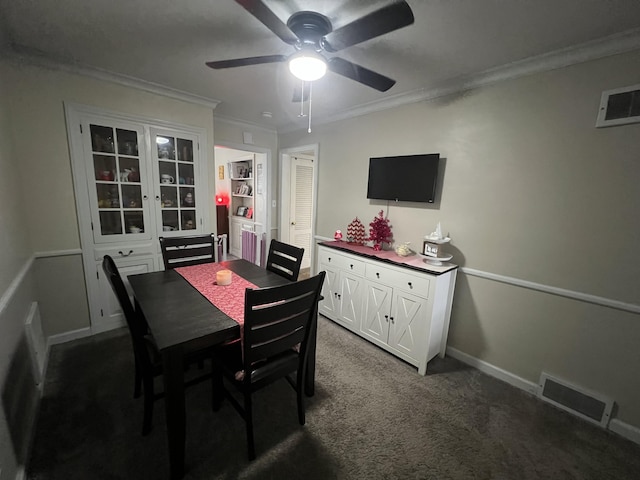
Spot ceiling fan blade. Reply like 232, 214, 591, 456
322, 1, 414, 52
328, 57, 396, 92
292, 83, 310, 103
206, 54, 287, 69
235, 0, 299, 45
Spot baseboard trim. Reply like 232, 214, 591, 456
47, 326, 92, 347
446, 346, 539, 395
446, 346, 640, 446
609, 418, 640, 445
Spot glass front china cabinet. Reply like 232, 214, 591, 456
66, 104, 210, 333
89, 123, 150, 241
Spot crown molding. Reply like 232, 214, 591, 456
214, 114, 277, 134
6, 45, 221, 110
279, 27, 640, 133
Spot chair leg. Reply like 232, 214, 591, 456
244, 392, 256, 461
142, 374, 154, 436
212, 362, 224, 411
297, 370, 306, 425
134, 364, 142, 399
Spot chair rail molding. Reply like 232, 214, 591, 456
312, 236, 640, 314
34, 249, 83, 258
0, 257, 34, 317
461, 267, 640, 315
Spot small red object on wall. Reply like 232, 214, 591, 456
215, 192, 229, 206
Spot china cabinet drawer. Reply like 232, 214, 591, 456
365, 263, 430, 297
318, 249, 365, 276
93, 243, 155, 261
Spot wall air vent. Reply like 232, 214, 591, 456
596, 83, 640, 127
538, 373, 614, 427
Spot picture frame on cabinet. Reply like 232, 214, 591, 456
236, 206, 247, 217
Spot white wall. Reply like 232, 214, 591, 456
3, 60, 217, 337
0, 57, 37, 480
279, 50, 640, 429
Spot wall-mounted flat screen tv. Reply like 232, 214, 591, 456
367, 153, 440, 203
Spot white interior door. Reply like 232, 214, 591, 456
289, 156, 314, 269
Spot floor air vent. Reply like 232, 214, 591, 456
538, 373, 613, 427
596, 83, 640, 128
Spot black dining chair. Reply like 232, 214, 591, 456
265, 239, 305, 281
159, 233, 217, 270
213, 271, 326, 460
102, 255, 213, 435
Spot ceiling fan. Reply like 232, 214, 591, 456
206, 0, 415, 93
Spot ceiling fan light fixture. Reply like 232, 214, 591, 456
288, 51, 327, 81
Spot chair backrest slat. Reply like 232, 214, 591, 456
265, 240, 304, 281
250, 328, 306, 361
247, 308, 311, 346
160, 233, 216, 270
243, 272, 325, 369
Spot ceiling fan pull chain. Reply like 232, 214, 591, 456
300, 80, 306, 117
308, 81, 313, 133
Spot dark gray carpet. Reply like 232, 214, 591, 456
27, 317, 640, 479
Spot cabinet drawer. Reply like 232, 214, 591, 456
318, 248, 365, 276
365, 263, 430, 297
93, 242, 155, 261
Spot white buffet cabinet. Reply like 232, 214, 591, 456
317, 242, 458, 375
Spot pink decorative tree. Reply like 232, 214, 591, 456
368, 210, 393, 250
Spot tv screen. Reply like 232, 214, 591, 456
367, 154, 440, 203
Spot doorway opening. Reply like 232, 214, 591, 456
214, 143, 270, 264
279, 144, 319, 275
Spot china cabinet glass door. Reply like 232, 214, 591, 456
88, 122, 151, 243
150, 127, 202, 235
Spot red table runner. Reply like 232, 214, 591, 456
175, 263, 257, 326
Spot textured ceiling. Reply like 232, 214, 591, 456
1, 0, 640, 131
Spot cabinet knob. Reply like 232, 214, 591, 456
155, 195, 160, 201
328, 257, 331, 262
390, 317, 394, 324
143, 195, 148, 200
384, 315, 389, 322
376, 272, 380, 278
407, 282, 412, 288
350, 264, 353, 269
337, 294, 341, 300
118, 250, 133, 257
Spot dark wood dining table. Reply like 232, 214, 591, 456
128, 259, 319, 479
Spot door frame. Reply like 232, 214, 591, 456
279, 143, 319, 272
214, 141, 272, 254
